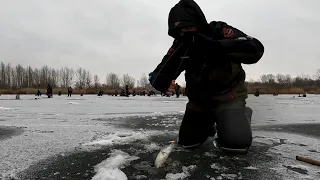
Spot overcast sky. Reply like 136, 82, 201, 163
0, 0, 319, 84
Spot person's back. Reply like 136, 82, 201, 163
67, 87, 73, 97
47, 84, 53, 98
47, 85, 52, 93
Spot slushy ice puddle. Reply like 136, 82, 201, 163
0, 95, 320, 179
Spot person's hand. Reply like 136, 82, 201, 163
148, 72, 153, 82
148, 72, 172, 92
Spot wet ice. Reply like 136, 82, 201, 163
0, 94, 320, 179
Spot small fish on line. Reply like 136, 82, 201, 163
155, 140, 177, 168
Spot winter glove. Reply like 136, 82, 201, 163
148, 72, 153, 82
176, 30, 223, 58
148, 72, 173, 92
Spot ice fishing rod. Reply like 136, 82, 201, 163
150, 32, 251, 88
150, 43, 189, 87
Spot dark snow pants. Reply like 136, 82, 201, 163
178, 99, 252, 151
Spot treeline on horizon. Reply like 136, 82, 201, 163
0, 61, 152, 93
246, 72, 320, 94
0, 61, 320, 94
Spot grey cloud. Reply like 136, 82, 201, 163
0, 0, 319, 84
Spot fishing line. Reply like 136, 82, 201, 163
173, 48, 189, 78
151, 43, 184, 86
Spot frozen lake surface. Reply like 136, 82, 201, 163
0, 94, 320, 180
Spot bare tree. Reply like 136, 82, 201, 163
0, 62, 5, 88
284, 74, 292, 88
25, 66, 33, 88
60, 67, 74, 88
121, 73, 135, 89
40, 65, 50, 87
138, 73, 148, 89
66, 68, 74, 88
106, 73, 120, 89
93, 75, 100, 89
315, 69, 320, 80
293, 74, 313, 87
314, 69, 320, 86
260, 74, 268, 84
15, 64, 25, 88
50, 68, 59, 88
260, 74, 276, 85
85, 71, 92, 88
54, 68, 61, 87
5, 63, 11, 88
276, 74, 286, 85
11, 68, 17, 89
75, 68, 85, 89
33, 68, 41, 88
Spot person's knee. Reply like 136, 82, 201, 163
178, 110, 209, 147
245, 107, 253, 123
178, 103, 212, 148
215, 103, 252, 150
219, 129, 252, 150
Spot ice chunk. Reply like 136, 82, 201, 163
221, 174, 237, 179
134, 175, 147, 179
91, 150, 139, 180
210, 163, 228, 171
165, 165, 196, 180
145, 143, 160, 152
83, 132, 147, 146
92, 168, 127, 180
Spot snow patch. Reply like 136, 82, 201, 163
221, 173, 238, 179
91, 149, 139, 180
210, 163, 228, 171
0, 107, 13, 111
244, 166, 258, 170
83, 132, 148, 146
144, 143, 160, 152
165, 165, 196, 180
134, 175, 147, 179
152, 112, 164, 116
204, 152, 217, 157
